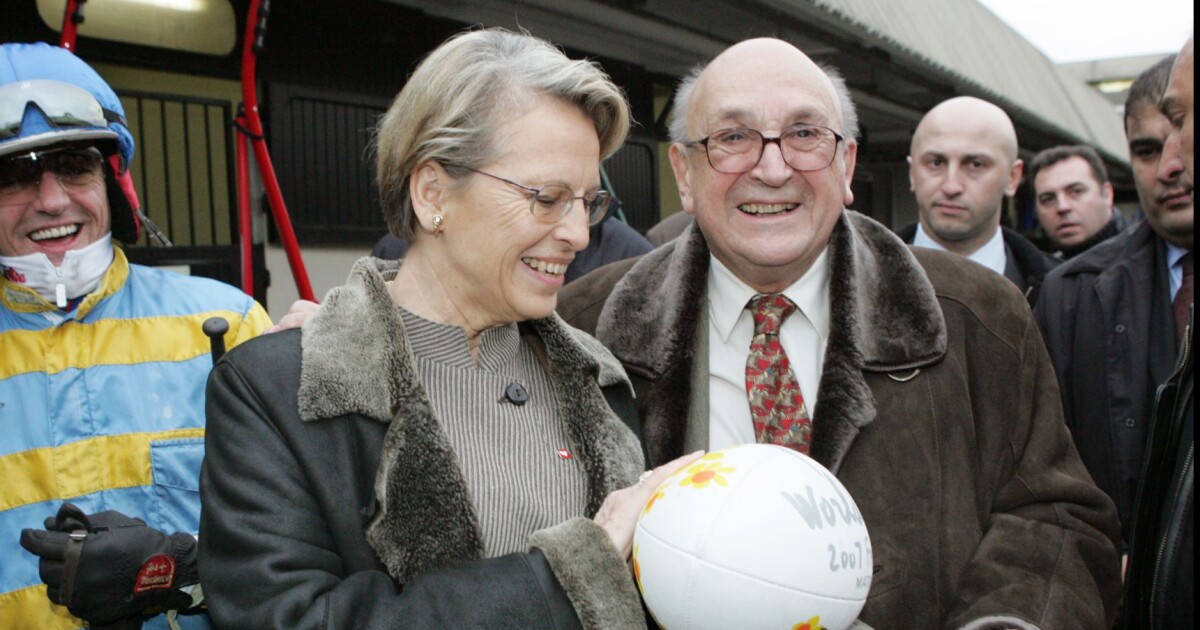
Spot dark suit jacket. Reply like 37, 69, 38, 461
1034, 219, 1177, 535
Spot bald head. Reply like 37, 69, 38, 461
908, 96, 1024, 256
669, 38, 858, 144
691, 39, 842, 132
912, 97, 1019, 163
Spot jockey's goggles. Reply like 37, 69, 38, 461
0, 79, 114, 140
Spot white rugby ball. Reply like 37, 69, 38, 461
633, 444, 872, 630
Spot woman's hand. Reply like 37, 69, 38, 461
593, 451, 705, 559
263, 299, 320, 334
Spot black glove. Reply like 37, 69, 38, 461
19, 503, 199, 627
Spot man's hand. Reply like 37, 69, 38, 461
19, 503, 199, 626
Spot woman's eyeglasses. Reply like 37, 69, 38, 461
464, 167, 614, 226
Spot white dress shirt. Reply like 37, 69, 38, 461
913, 222, 1007, 277
706, 250, 830, 451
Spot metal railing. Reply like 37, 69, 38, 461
118, 90, 266, 301
120, 90, 239, 248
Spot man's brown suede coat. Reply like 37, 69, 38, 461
558, 211, 1122, 629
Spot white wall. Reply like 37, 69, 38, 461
264, 245, 368, 322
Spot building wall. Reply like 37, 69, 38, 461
265, 245, 364, 320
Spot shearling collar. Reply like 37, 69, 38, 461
596, 211, 946, 470
298, 257, 631, 423
830, 212, 947, 370
297, 256, 642, 583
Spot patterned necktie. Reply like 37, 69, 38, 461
745, 294, 813, 454
1175, 252, 1194, 347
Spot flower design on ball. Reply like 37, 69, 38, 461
679, 453, 736, 490
793, 616, 824, 630
632, 544, 642, 591
642, 489, 666, 514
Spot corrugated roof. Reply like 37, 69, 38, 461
803, 0, 1129, 164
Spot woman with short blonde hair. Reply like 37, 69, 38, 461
200, 28, 697, 629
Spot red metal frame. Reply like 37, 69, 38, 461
235, 117, 255, 296
238, 0, 315, 301
59, 0, 83, 51
57, 0, 315, 301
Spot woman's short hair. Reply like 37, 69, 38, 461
375, 28, 632, 239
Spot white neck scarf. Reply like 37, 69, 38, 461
0, 234, 114, 308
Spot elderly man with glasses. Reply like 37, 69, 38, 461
559, 38, 1121, 628
1, 43, 270, 629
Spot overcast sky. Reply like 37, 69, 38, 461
976, 0, 1193, 63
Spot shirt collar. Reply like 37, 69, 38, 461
1166, 242, 1191, 269
707, 247, 831, 343
913, 222, 1007, 276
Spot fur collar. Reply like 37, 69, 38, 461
596, 211, 946, 471
298, 257, 643, 583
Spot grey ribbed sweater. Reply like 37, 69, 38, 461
399, 307, 590, 557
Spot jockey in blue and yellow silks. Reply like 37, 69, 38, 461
0, 42, 269, 629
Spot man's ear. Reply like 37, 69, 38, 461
668, 143, 696, 215
1004, 158, 1025, 197
907, 155, 916, 193
410, 161, 450, 233
841, 141, 859, 207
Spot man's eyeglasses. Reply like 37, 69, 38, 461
464, 167, 614, 226
685, 124, 844, 174
0, 145, 105, 205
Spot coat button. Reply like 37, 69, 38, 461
1115, 324, 1126, 333
504, 382, 529, 406
1124, 417, 1136, 427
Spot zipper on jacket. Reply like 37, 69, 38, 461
1147, 442, 1194, 624
53, 265, 67, 308
1152, 321, 1193, 408
1167, 321, 1192, 381
1145, 322, 1192, 625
